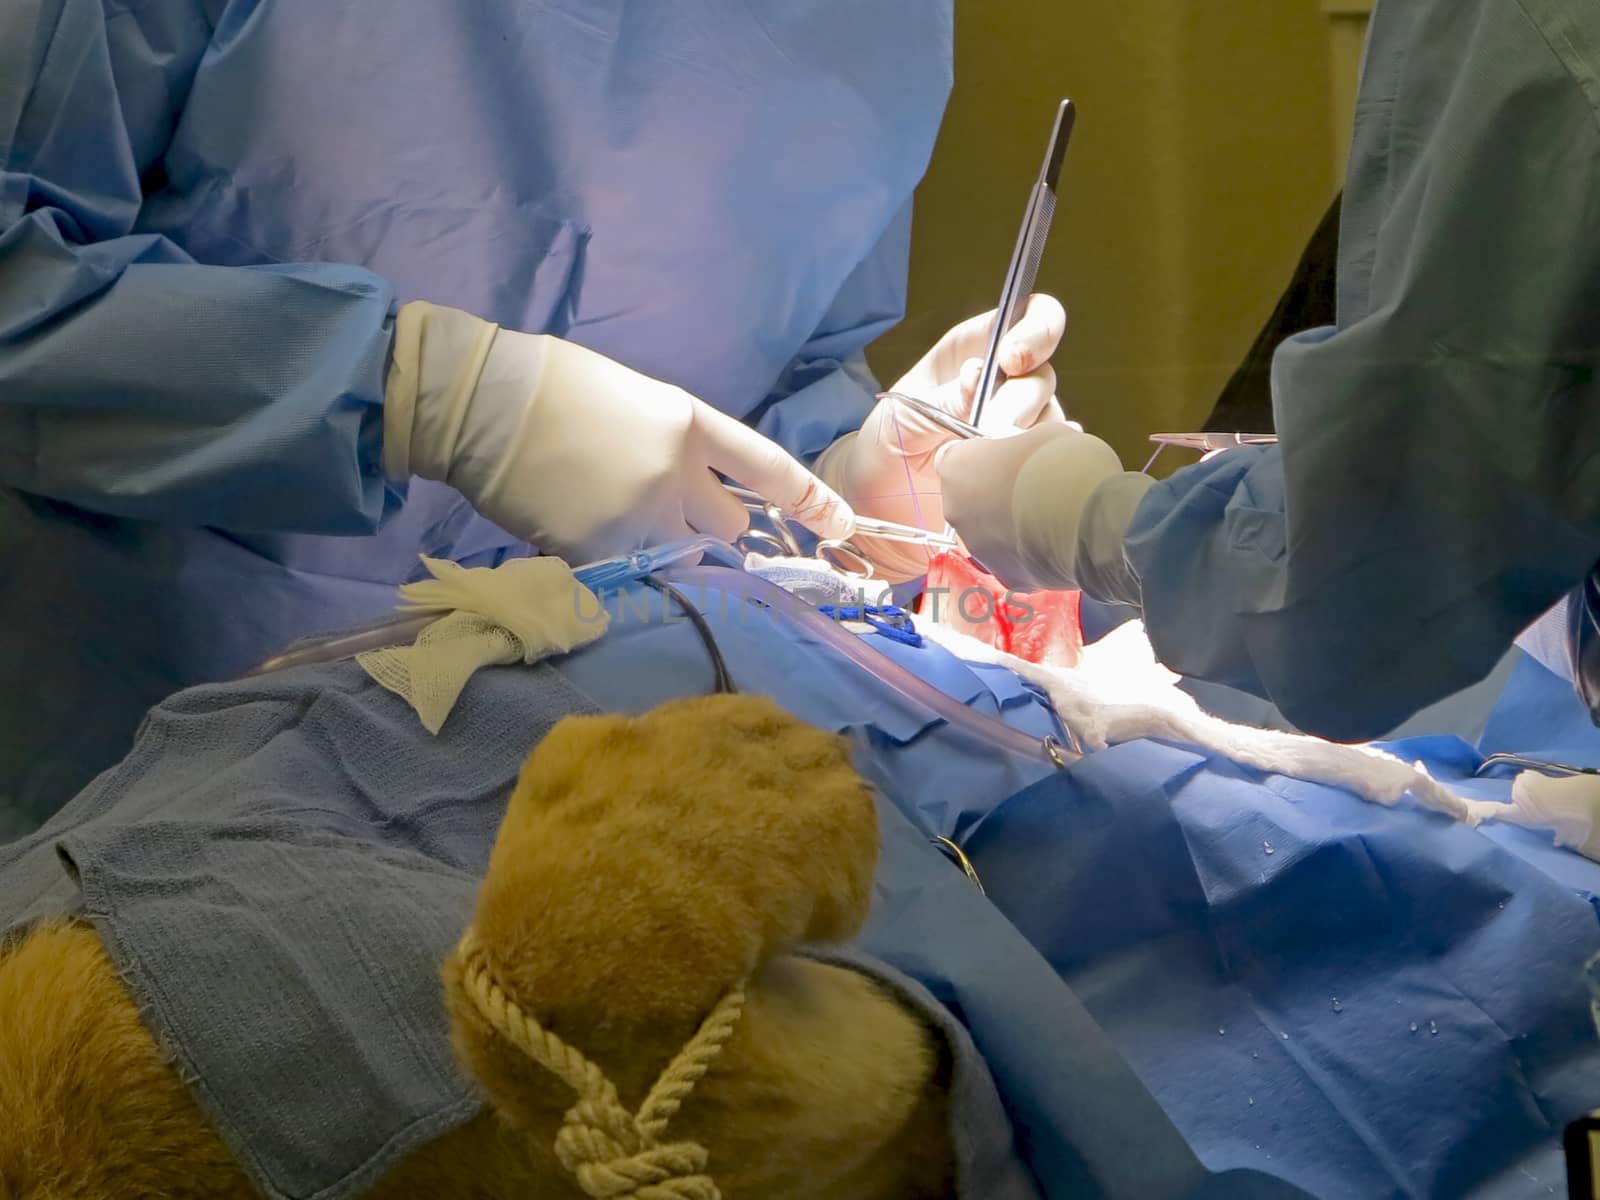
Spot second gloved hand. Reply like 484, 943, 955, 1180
815, 294, 1068, 581
937, 422, 1154, 603
383, 301, 853, 564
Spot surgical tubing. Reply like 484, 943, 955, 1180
664, 565, 1077, 769
245, 613, 439, 676
244, 537, 742, 676
246, 554, 1078, 772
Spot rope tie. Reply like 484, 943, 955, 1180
454, 929, 747, 1200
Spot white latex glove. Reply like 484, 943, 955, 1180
383, 302, 853, 564
815, 294, 1068, 581
938, 421, 1152, 602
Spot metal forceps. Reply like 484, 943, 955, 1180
1142, 431, 1278, 473
721, 484, 957, 578
1472, 752, 1600, 778
1148, 432, 1278, 451
876, 390, 984, 442
722, 485, 873, 579
874, 102, 1074, 454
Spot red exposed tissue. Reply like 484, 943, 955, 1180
915, 551, 1083, 668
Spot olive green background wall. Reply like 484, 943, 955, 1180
866, 1, 1343, 471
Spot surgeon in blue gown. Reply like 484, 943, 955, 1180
0, 0, 1040, 832
939, 0, 1600, 744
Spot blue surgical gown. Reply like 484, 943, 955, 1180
1123, 0, 1600, 742
0, 0, 953, 831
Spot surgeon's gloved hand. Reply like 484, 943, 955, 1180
383, 301, 853, 564
815, 295, 1068, 582
938, 421, 1154, 604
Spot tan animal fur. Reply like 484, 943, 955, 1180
0, 694, 956, 1199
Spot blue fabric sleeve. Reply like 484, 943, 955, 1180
1124, 0, 1600, 741
750, 200, 916, 463
0, 0, 398, 534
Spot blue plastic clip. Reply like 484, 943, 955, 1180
817, 603, 924, 648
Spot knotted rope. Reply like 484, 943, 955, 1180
454, 928, 748, 1199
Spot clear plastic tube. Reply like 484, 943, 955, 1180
243, 537, 742, 677
664, 564, 1078, 770
242, 549, 1078, 774
245, 612, 442, 676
